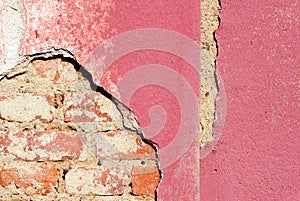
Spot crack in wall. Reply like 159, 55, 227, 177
0, 0, 221, 150
4, 47, 157, 145
0, 48, 161, 200
200, 0, 221, 146
0, 0, 220, 197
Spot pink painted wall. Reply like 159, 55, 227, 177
21, 1, 200, 200
2, 0, 298, 200
200, 0, 300, 200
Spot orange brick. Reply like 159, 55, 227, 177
0, 166, 58, 195
132, 166, 161, 195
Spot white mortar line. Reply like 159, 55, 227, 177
0, 0, 26, 75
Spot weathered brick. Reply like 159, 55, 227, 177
0, 52, 161, 199
0, 131, 84, 161
65, 167, 125, 195
96, 130, 156, 160
63, 92, 96, 122
31, 59, 78, 84
0, 131, 11, 154
63, 92, 122, 125
0, 166, 58, 196
131, 166, 160, 195
0, 93, 54, 122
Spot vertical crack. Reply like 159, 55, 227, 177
200, 0, 221, 146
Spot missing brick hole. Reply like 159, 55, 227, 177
54, 93, 64, 109
65, 125, 77, 131
62, 169, 68, 181
97, 160, 102, 166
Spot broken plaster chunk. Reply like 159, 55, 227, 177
200, 0, 220, 146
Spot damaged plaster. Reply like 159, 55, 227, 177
200, 0, 221, 146
0, 0, 26, 74
0, 48, 161, 200
0, 0, 222, 151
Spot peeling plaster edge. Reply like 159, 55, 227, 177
0, 0, 26, 75
200, 0, 222, 148
0, 47, 77, 80
211, 0, 222, 142
0, 48, 162, 194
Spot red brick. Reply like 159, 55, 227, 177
65, 167, 125, 195
0, 93, 54, 122
96, 130, 156, 160
31, 59, 78, 84
63, 92, 122, 125
63, 92, 97, 122
0, 166, 58, 195
0, 131, 84, 161
0, 131, 11, 154
131, 166, 160, 195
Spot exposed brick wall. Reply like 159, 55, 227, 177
0, 49, 160, 200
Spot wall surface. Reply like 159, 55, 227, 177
1, 0, 299, 200
0, 49, 160, 200
201, 0, 300, 200
1, 0, 201, 200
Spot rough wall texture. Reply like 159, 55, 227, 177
0, 49, 160, 200
0, 0, 201, 200
201, 0, 300, 200
200, 0, 221, 145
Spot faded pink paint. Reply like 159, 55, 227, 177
22, 1, 200, 200
105, 2, 200, 200
15, 0, 300, 199
22, 0, 115, 63
200, 0, 300, 200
